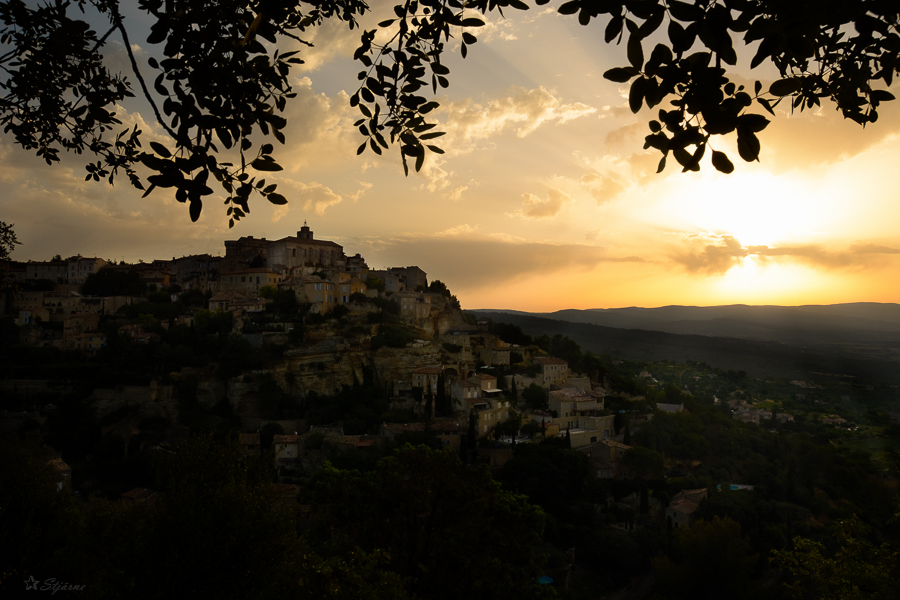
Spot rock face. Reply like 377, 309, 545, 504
90, 382, 178, 420
282, 340, 444, 397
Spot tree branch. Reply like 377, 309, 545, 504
110, 7, 181, 143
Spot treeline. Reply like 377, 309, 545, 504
0, 434, 554, 600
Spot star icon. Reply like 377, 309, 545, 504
24, 576, 40, 590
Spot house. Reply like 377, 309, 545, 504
344, 253, 369, 278
265, 223, 347, 271
411, 366, 443, 392
468, 373, 499, 393
367, 269, 406, 294
534, 356, 568, 387
117, 324, 161, 344
16, 306, 50, 326
657, 402, 684, 414
396, 291, 432, 322
273, 434, 300, 466
219, 267, 282, 294
387, 265, 428, 290
465, 397, 513, 437
480, 340, 511, 367
240, 432, 260, 457
171, 254, 220, 292
48, 458, 71, 492
26, 260, 69, 283
208, 291, 269, 313
450, 379, 481, 408
73, 332, 107, 354
334, 277, 366, 303
666, 488, 708, 529
583, 439, 631, 478
549, 387, 603, 430
382, 419, 464, 451
66, 256, 109, 284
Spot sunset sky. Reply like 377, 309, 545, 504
3, 3, 900, 312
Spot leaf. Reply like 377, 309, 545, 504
756, 97, 776, 116
871, 90, 895, 102
357, 141, 367, 155
251, 158, 283, 171
267, 193, 288, 205
737, 131, 761, 162
558, 1, 580, 15
629, 78, 646, 113
627, 33, 644, 69
189, 199, 202, 222
604, 67, 638, 82
711, 150, 734, 173
605, 17, 622, 43
260, 144, 274, 155
656, 155, 666, 173
739, 113, 770, 133
769, 78, 802, 97
415, 149, 425, 172
462, 32, 477, 45
150, 141, 171, 157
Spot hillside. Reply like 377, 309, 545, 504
478, 303, 900, 346
472, 310, 900, 386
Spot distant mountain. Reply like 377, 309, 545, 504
476, 303, 900, 346
469, 310, 900, 385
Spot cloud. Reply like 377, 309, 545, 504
278, 180, 344, 216
446, 185, 469, 201
673, 235, 747, 275
436, 224, 479, 236
358, 236, 647, 290
507, 188, 572, 219
441, 86, 597, 149
580, 172, 627, 204
276, 78, 359, 172
671, 234, 900, 275
349, 181, 373, 201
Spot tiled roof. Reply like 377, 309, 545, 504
48, 458, 70, 471
273, 434, 299, 443
455, 379, 479, 388
121, 487, 157, 500
669, 498, 700, 515
412, 366, 443, 374
240, 433, 260, 445
534, 356, 567, 365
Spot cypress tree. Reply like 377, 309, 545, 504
565, 426, 571, 449
510, 376, 518, 405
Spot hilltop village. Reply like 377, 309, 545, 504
2, 225, 898, 599
1, 223, 627, 472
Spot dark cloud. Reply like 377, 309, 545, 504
355, 236, 647, 290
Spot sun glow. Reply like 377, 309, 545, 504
663, 170, 831, 247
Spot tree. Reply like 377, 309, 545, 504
771, 516, 898, 600
0, 221, 19, 262
0, 221, 20, 293
3, 2, 896, 225
522, 383, 548, 411
309, 444, 551, 600
620, 446, 665, 480
652, 516, 759, 600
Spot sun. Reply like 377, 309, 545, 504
655, 170, 834, 250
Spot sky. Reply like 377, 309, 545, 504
3, 2, 900, 312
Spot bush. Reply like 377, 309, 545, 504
371, 324, 417, 351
